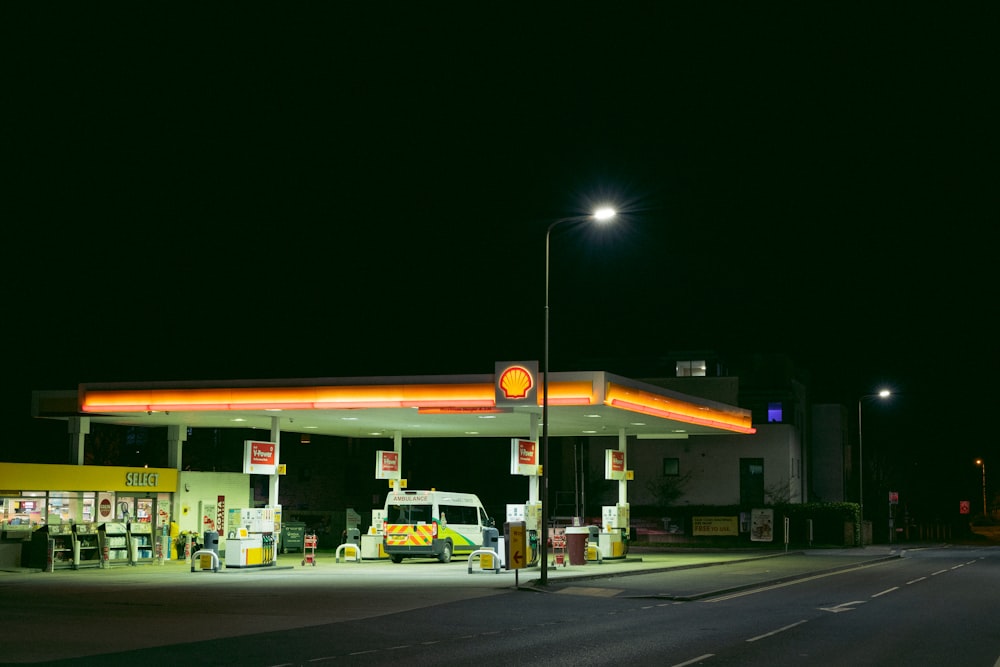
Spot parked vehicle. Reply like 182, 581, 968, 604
382, 489, 493, 563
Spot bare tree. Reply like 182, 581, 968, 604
646, 470, 694, 512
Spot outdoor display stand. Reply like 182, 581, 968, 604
99, 522, 130, 567
549, 528, 567, 567
27, 524, 75, 570
72, 523, 101, 569
128, 522, 154, 564
302, 533, 317, 566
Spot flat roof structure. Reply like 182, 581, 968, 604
33, 371, 755, 440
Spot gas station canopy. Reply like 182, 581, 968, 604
33, 371, 755, 440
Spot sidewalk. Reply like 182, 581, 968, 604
531, 544, 904, 586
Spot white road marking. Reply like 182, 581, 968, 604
747, 619, 808, 642
906, 576, 927, 585
670, 653, 715, 666
819, 600, 865, 613
872, 587, 899, 598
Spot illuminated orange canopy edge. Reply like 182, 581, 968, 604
80, 380, 600, 412
605, 383, 755, 434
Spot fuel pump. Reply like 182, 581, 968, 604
599, 504, 630, 559
524, 501, 542, 565
506, 502, 541, 566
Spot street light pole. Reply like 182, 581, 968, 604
976, 459, 987, 518
540, 206, 615, 586
857, 389, 890, 541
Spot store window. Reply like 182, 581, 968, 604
662, 458, 680, 476
768, 402, 783, 422
2, 494, 46, 529
135, 498, 154, 522
675, 360, 707, 377
47, 492, 95, 525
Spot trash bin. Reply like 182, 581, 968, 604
281, 522, 306, 553
482, 526, 499, 553
481, 526, 501, 570
345, 528, 361, 545
203, 531, 220, 557
565, 526, 590, 565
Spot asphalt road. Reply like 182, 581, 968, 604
0, 546, 907, 665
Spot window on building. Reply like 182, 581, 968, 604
662, 458, 680, 476
767, 402, 783, 423
675, 360, 706, 377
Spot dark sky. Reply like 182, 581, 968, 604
6, 4, 997, 474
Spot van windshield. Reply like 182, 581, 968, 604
387, 504, 433, 524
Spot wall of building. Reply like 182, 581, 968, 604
174, 471, 252, 549
620, 423, 803, 510
810, 403, 849, 502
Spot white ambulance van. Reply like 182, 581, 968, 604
381, 489, 493, 563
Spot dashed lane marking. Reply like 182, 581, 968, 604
872, 586, 899, 598
747, 619, 809, 642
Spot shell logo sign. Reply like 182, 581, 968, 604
494, 361, 538, 407
499, 367, 532, 398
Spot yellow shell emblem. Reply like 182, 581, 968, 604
499, 366, 533, 399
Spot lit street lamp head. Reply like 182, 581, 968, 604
593, 206, 616, 222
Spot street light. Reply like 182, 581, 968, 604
857, 388, 891, 528
540, 206, 617, 585
976, 459, 987, 518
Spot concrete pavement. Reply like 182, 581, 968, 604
0, 542, 905, 586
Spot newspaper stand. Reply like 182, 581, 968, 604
301, 533, 318, 566
549, 529, 567, 567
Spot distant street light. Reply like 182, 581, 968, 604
976, 459, 987, 518
540, 206, 617, 586
857, 389, 891, 530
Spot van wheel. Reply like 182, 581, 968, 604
438, 541, 453, 563
390, 554, 403, 564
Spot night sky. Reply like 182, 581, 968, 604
6, 5, 996, 499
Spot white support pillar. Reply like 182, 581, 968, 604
269, 417, 281, 507
618, 428, 628, 506
67, 417, 90, 465
167, 424, 188, 471
392, 431, 403, 493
